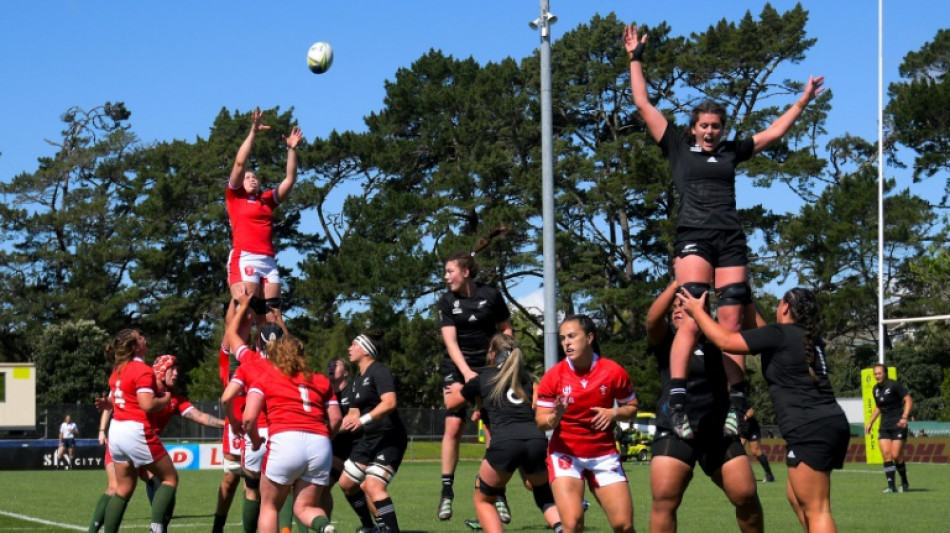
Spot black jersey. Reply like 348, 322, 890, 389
437, 282, 511, 369
658, 124, 754, 230
651, 328, 729, 433
872, 379, 909, 429
348, 361, 406, 438
741, 324, 844, 434
460, 368, 544, 443
331, 379, 356, 458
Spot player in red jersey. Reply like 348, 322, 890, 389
226, 107, 303, 320
99, 329, 175, 533
536, 315, 639, 533
243, 334, 341, 533
222, 287, 289, 533
88, 354, 223, 532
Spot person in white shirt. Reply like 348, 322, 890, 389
57, 414, 79, 469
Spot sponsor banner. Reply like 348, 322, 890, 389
166, 443, 199, 470
861, 366, 898, 465
0, 442, 227, 471
755, 438, 949, 464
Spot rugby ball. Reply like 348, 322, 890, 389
307, 42, 333, 74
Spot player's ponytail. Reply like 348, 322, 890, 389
447, 224, 510, 279
105, 329, 139, 370
783, 288, 824, 382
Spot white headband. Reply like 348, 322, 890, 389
355, 335, 378, 358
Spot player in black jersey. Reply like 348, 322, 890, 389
338, 331, 408, 533
436, 227, 513, 521
679, 287, 849, 533
739, 404, 775, 483
444, 334, 564, 533
865, 364, 913, 493
647, 281, 763, 533
623, 23, 825, 441
320, 357, 358, 519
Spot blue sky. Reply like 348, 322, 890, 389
1, 1, 946, 306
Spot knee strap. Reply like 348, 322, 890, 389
249, 296, 268, 315
716, 281, 752, 306
681, 282, 711, 299
265, 297, 282, 311
343, 459, 367, 484
244, 476, 260, 490
476, 477, 504, 497
366, 463, 397, 486
223, 457, 243, 476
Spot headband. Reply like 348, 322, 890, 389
355, 335, 378, 358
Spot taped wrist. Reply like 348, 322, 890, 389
629, 43, 645, 62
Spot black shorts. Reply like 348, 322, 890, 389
350, 430, 408, 471
652, 428, 747, 477
784, 415, 850, 472
485, 437, 548, 474
61, 438, 76, 449
740, 418, 761, 442
674, 228, 748, 268
441, 360, 489, 420
878, 425, 909, 441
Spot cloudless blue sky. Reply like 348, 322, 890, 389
1, 1, 946, 306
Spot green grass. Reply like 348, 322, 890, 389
0, 460, 947, 532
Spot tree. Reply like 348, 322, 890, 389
33, 320, 111, 404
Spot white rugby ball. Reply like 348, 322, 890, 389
307, 42, 333, 74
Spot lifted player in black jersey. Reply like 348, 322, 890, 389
623, 23, 825, 441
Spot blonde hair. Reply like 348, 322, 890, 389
486, 333, 531, 405
105, 329, 139, 370
271, 336, 310, 380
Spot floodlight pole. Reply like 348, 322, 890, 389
531, 0, 558, 370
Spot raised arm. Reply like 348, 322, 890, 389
751, 75, 825, 153
183, 406, 225, 429
646, 280, 678, 345
623, 24, 668, 143
229, 107, 271, 189
224, 287, 253, 356
274, 126, 303, 203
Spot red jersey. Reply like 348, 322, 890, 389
226, 185, 279, 256
537, 355, 637, 457
248, 371, 337, 437
232, 345, 274, 428
147, 390, 193, 434
109, 358, 159, 425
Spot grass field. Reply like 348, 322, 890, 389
0, 457, 947, 532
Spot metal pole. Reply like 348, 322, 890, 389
877, 0, 885, 364
535, 0, 558, 371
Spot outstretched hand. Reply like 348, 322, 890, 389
250, 107, 271, 134
675, 288, 708, 318
285, 126, 303, 149
802, 75, 826, 103
622, 24, 647, 57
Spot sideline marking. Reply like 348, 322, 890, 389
0, 510, 84, 531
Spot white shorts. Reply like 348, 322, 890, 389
228, 250, 279, 286
108, 419, 168, 468
548, 451, 627, 488
264, 431, 332, 486
243, 427, 269, 473
222, 418, 245, 456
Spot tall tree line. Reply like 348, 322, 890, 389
1, 7, 946, 420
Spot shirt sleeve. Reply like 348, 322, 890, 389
374, 365, 398, 396
536, 369, 558, 408
436, 293, 455, 328
740, 325, 782, 355
613, 366, 637, 405
736, 137, 755, 163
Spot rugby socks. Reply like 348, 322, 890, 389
151, 483, 176, 531
345, 491, 376, 529
103, 494, 129, 533
374, 497, 400, 533
278, 497, 294, 532
212, 512, 228, 533
896, 461, 909, 486
242, 497, 261, 533
729, 383, 748, 411
441, 473, 455, 498
309, 515, 330, 533
757, 454, 773, 477
88, 492, 111, 533
883, 461, 897, 490
552, 522, 564, 533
